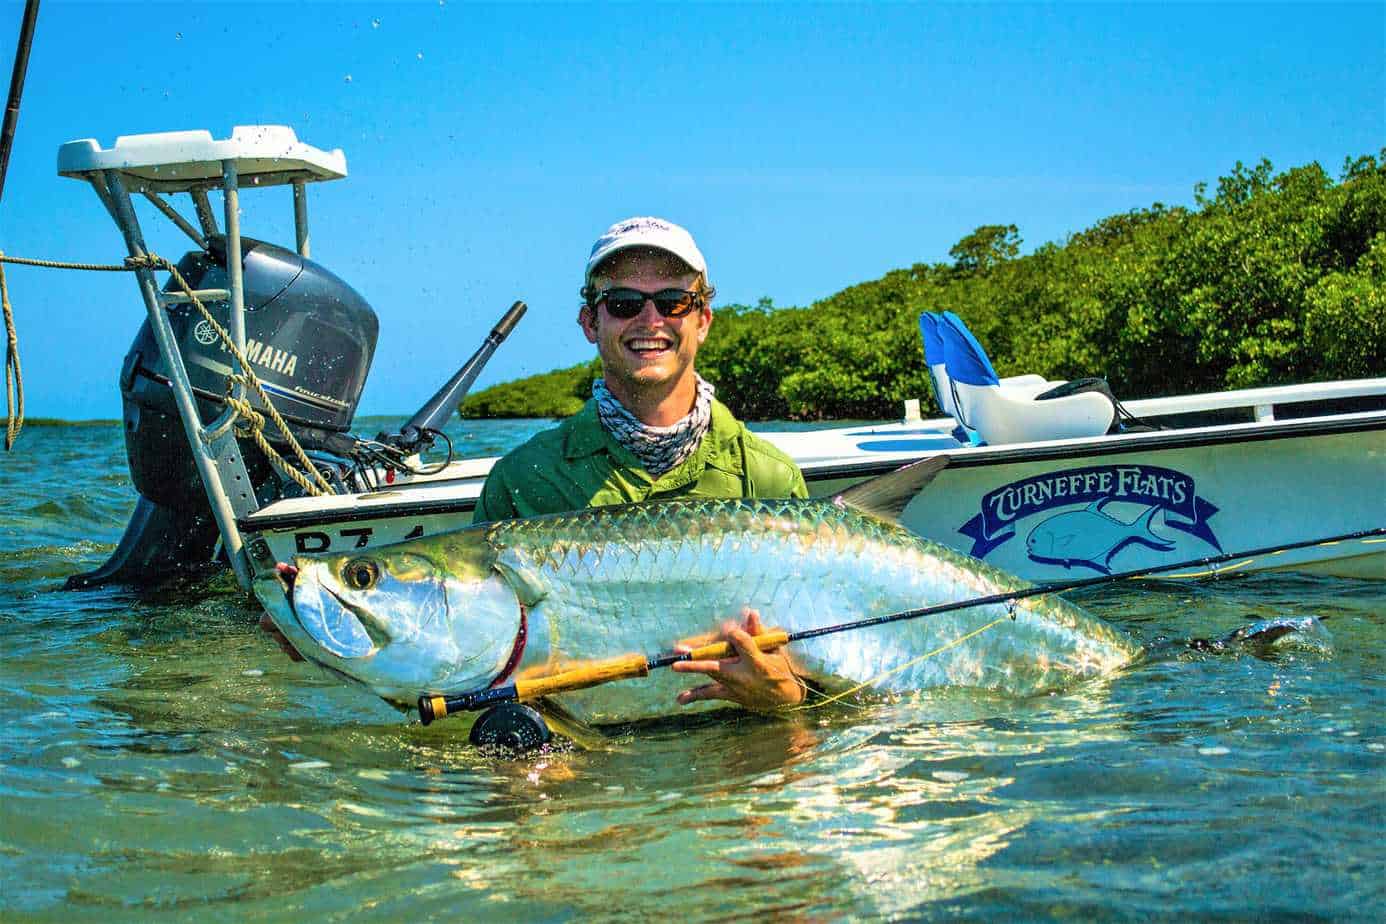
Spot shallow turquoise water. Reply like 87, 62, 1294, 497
1, 419, 1382, 921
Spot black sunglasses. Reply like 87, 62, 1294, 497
583, 286, 705, 320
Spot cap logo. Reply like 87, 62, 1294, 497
611, 218, 669, 235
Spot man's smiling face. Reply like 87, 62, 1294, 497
580, 250, 712, 413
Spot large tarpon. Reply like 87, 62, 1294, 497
253, 462, 1141, 724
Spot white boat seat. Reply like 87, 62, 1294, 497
936, 311, 1115, 444
920, 314, 1052, 445
918, 313, 959, 418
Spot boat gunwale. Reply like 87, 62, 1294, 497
239, 407, 1386, 533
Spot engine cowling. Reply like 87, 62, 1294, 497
67, 237, 379, 588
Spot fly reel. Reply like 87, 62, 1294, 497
468, 703, 552, 752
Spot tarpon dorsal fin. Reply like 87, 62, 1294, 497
834, 456, 948, 524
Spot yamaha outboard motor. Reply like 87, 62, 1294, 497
67, 236, 378, 588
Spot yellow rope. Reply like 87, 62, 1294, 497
1161, 557, 1256, 579
790, 612, 1012, 712
0, 253, 134, 272
0, 251, 331, 495
1, 255, 22, 450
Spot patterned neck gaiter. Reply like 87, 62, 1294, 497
592, 375, 715, 476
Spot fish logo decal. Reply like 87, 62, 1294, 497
1025, 499, 1175, 574
960, 464, 1221, 564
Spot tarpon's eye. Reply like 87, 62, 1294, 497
343, 558, 381, 591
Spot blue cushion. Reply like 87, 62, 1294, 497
939, 312, 1000, 387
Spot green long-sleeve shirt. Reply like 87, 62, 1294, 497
472, 398, 807, 523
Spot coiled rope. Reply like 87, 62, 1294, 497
0, 254, 22, 449
0, 251, 331, 496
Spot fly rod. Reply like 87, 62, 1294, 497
417, 524, 1385, 725
0, 0, 39, 205
1, 0, 39, 452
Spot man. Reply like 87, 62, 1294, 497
473, 216, 810, 711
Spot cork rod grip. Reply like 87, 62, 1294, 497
514, 653, 650, 700
684, 630, 791, 662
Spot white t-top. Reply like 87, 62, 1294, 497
57, 125, 346, 192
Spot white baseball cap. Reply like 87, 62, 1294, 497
585, 216, 707, 281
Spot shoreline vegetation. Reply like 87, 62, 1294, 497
24, 418, 121, 427
461, 154, 1386, 421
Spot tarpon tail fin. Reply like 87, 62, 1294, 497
1188, 616, 1333, 655
835, 456, 948, 524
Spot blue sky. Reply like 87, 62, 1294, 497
1, 1, 1381, 419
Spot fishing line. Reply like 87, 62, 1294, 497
778, 525, 1386, 645
418, 525, 1385, 725
789, 613, 1014, 712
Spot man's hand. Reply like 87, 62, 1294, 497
259, 613, 305, 662
671, 608, 804, 711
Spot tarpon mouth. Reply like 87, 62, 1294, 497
275, 562, 299, 589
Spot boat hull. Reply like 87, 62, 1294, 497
241, 409, 1386, 582
895, 426, 1385, 581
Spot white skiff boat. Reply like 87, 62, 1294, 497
55, 126, 1385, 590
241, 380, 1386, 580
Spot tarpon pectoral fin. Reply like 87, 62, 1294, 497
531, 698, 611, 751
835, 456, 948, 524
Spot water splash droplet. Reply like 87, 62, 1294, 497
371, 18, 381, 29
344, 74, 353, 84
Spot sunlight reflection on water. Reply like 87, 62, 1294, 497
1, 421, 1382, 919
